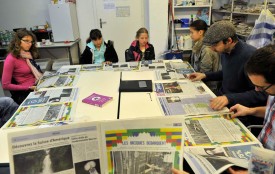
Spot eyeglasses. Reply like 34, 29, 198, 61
255, 84, 274, 92
21, 39, 35, 44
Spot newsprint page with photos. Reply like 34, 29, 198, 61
8, 115, 262, 174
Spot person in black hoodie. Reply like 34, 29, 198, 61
125, 27, 155, 62
80, 29, 118, 64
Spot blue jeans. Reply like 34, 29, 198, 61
0, 97, 18, 127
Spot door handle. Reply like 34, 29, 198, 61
100, 18, 107, 28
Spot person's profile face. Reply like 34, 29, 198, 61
211, 40, 226, 53
189, 27, 202, 42
92, 38, 103, 48
249, 74, 275, 96
137, 33, 148, 47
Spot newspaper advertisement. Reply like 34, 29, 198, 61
81, 64, 103, 71
100, 117, 184, 174
37, 75, 78, 90
103, 62, 130, 71
164, 61, 195, 75
248, 146, 275, 174
184, 143, 262, 174
21, 87, 79, 106
6, 102, 75, 127
155, 81, 208, 96
183, 115, 259, 146
157, 93, 228, 116
8, 122, 102, 174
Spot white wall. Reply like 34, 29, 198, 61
0, 0, 51, 31
147, 0, 169, 58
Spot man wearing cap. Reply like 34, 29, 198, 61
189, 21, 268, 119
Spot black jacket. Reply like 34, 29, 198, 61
125, 40, 155, 62
79, 41, 118, 64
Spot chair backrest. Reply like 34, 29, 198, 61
125, 49, 130, 62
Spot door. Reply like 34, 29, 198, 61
95, 0, 145, 61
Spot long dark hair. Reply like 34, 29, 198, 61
86, 29, 102, 43
8, 29, 39, 59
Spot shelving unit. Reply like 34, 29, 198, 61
171, 0, 213, 51
212, 0, 275, 39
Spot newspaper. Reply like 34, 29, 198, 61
81, 64, 103, 71
155, 81, 208, 96
157, 93, 228, 116
6, 102, 75, 127
248, 146, 275, 174
184, 143, 262, 174
37, 75, 78, 90
183, 115, 258, 146
21, 87, 79, 106
8, 116, 185, 174
128, 61, 140, 71
56, 65, 81, 75
139, 60, 166, 71
8, 122, 102, 174
103, 62, 130, 71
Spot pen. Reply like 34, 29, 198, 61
148, 93, 152, 101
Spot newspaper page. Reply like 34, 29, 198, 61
157, 93, 228, 116
183, 114, 259, 146
155, 69, 188, 80
183, 143, 262, 174
139, 60, 166, 71
128, 61, 140, 71
6, 102, 75, 127
100, 116, 184, 174
103, 62, 130, 71
21, 87, 79, 106
248, 146, 275, 174
155, 81, 208, 96
81, 64, 103, 71
8, 122, 102, 174
37, 75, 78, 90
164, 61, 195, 75
56, 65, 81, 75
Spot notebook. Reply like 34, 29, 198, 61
82, 93, 113, 107
119, 80, 153, 92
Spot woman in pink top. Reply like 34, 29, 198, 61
2, 29, 42, 104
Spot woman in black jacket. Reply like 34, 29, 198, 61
126, 28, 155, 62
80, 29, 118, 64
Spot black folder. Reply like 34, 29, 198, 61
119, 80, 153, 92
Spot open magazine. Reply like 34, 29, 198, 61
6, 88, 78, 127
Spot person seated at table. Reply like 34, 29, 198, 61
189, 20, 220, 93
79, 29, 118, 64
0, 97, 18, 127
2, 29, 42, 104
125, 27, 155, 62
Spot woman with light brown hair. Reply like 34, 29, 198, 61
2, 29, 42, 104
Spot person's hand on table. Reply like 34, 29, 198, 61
210, 96, 229, 110
229, 104, 252, 118
104, 61, 112, 65
227, 167, 248, 174
188, 72, 206, 81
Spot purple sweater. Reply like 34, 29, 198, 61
2, 53, 35, 91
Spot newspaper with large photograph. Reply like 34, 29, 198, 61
6, 88, 78, 128
184, 143, 262, 174
8, 116, 185, 174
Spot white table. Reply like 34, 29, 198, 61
0, 71, 120, 163
119, 71, 163, 119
